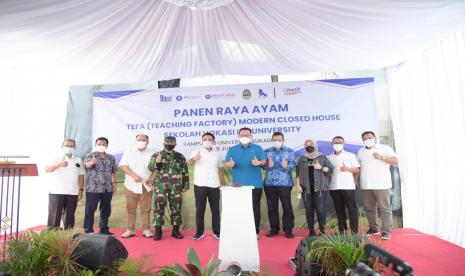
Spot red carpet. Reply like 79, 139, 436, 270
110, 228, 465, 275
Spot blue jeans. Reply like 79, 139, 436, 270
84, 191, 113, 233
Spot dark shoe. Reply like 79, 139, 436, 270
319, 229, 325, 236
365, 228, 380, 236
266, 231, 279, 237
99, 231, 114, 236
285, 232, 294, 239
381, 232, 391, 240
172, 226, 183, 239
192, 233, 204, 240
309, 229, 317, 237
153, 227, 162, 240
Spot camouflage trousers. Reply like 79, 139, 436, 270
152, 184, 183, 227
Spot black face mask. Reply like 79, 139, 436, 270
165, 144, 175, 151
305, 146, 315, 153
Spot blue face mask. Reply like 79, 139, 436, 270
63, 147, 75, 155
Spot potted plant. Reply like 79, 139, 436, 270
306, 233, 374, 276
173, 247, 233, 276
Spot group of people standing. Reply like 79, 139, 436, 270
45, 127, 397, 241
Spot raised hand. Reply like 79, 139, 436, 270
58, 157, 68, 167
314, 160, 322, 170
373, 152, 383, 160
252, 155, 261, 166
341, 163, 350, 172
281, 159, 288, 169
193, 151, 201, 161
155, 152, 162, 163
268, 157, 274, 168
90, 156, 97, 165
224, 157, 235, 168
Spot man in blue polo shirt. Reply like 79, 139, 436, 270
224, 127, 266, 235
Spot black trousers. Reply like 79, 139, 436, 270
252, 188, 263, 234
47, 193, 78, 230
330, 189, 359, 233
194, 185, 220, 235
264, 186, 294, 233
303, 191, 328, 233
83, 191, 113, 233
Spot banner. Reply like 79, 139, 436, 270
92, 78, 378, 160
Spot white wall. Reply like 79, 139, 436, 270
386, 28, 465, 247
0, 67, 69, 230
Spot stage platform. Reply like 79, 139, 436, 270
8, 227, 465, 275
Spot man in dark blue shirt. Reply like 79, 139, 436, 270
224, 127, 266, 235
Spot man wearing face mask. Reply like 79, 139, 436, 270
119, 134, 156, 238
84, 137, 118, 235
45, 139, 84, 230
188, 132, 225, 240
263, 132, 296, 239
224, 127, 266, 236
296, 139, 334, 236
148, 136, 189, 240
357, 131, 398, 240
328, 136, 360, 234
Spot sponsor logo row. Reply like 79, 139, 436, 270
159, 87, 302, 102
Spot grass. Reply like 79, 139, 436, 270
74, 168, 402, 231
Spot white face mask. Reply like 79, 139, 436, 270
239, 137, 251, 145
273, 141, 283, 149
202, 140, 213, 148
136, 141, 147, 149
363, 139, 376, 148
333, 144, 344, 152
96, 145, 107, 153
63, 146, 75, 155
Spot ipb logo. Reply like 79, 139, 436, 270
160, 95, 172, 102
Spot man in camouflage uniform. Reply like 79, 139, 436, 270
148, 136, 189, 240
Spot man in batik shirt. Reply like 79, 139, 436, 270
263, 132, 296, 238
148, 136, 189, 240
84, 137, 117, 235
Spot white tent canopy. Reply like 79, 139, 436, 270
1, 0, 465, 84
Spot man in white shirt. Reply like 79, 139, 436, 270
328, 136, 360, 234
119, 134, 156, 238
357, 131, 398, 240
188, 132, 225, 240
45, 139, 84, 230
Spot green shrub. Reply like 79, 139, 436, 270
0, 230, 82, 275
307, 233, 374, 276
